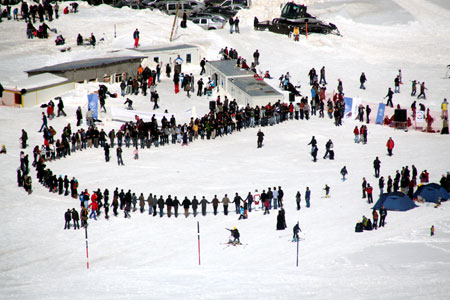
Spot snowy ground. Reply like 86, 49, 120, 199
1, 0, 450, 299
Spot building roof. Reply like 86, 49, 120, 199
26, 56, 147, 74
230, 77, 284, 98
206, 60, 254, 78
130, 44, 198, 53
5, 73, 70, 92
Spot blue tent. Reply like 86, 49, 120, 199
372, 192, 418, 211
413, 183, 450, 203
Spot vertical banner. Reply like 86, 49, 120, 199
88, 94, 99, 119
343, 97, 353, 118
375, 103, 386, 124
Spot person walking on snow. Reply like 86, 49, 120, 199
360, 72, 367, 90
133, 28, 139, 48
340, 166, 348, 181
417, 82, 427, 99
384, 88, 394, 107
257, 129, 264, 148
386, 137, 394, 156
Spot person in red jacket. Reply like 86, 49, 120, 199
365, 184, 373, 204
386, 137, 395, 156
353, 126, 359, 143
89, 197, 98, 220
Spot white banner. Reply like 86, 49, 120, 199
111, 106, 175, 123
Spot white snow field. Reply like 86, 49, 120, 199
1, 0, 450, 299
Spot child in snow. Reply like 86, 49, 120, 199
133, 148, 139, 160
0, 145, 6, 154
430, 225, 435, 236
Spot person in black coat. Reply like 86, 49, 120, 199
373, 157, 381, 178
104, 143, 110, 162
200, 196, 209, 216
72, 208, 80, 229
311, 145, 318, 162
257, 129, 264, 148
157, 196, 165, 217
64, 209, 72, 229
379, 206, 387, 227
172, 196, 181, 217
233, 193, 242, 214
182, 196, 191, 217
191, 196, 199, 217
276, 209, 287, 230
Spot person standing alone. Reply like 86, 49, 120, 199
133, 28, 139, 48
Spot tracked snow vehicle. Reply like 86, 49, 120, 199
254, 2, 340, 36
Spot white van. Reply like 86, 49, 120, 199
163, 1, 205, 15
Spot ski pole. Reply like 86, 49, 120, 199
197, 221, 201, 266
85, 225, 89, 269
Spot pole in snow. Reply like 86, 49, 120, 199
197, 221, 201, 266
85, 225, 90, 269
296, 235, 299, 267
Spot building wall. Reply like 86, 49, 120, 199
21, 82, 75, 107
53, 61, 144, 83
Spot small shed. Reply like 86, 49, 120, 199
205, 60, 284, 106
228, 76, 284, 107
131, 44, 200, 67
0, 73, 74, 108
26, 56, 147, 84
205, 60, 253, 92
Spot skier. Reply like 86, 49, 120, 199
257, 129, 264, 148
340, 166, 348, 181
373, 156, 381, 178
226, 227, 240, 245
386, 137, 395, 156
292, 222, 301, 242
430, 225, 434, 236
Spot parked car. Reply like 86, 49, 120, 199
114, 0, 146, 9
161, 0, 205, 15
205, 0, 250, 9
190, 14, 226, 30
202, 6, 238, 18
